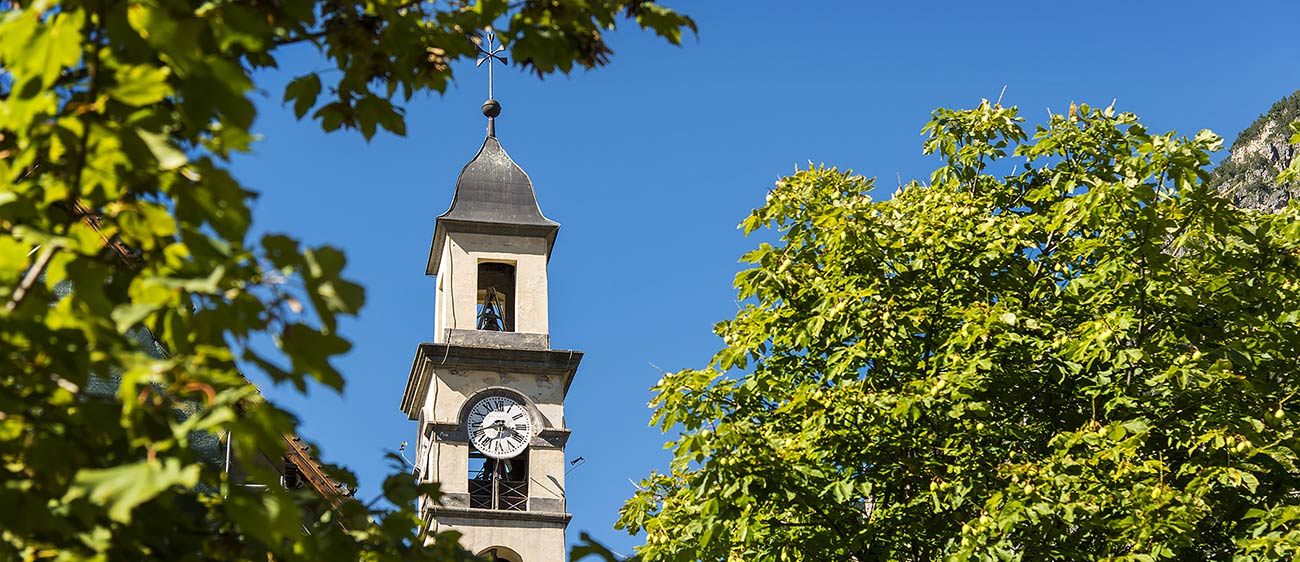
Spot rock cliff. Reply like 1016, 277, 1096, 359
1210, 90, 1300, 212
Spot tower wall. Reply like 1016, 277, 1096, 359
404, 344, 580, 562
434, 514, 567, 562
408, 124, 574, 562
421, 366, 566, 431
433, 232, 550, 340
419, 364, 569, 510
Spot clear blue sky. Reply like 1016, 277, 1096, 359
231, 0, 1300, 555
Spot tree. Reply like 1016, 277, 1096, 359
618, 102, 1300, 561
0, 0, 693, 560
1283, 120, 1300, 185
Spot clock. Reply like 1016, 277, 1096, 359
465, 394, 533, 459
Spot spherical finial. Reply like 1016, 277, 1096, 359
482, 99, 501, 118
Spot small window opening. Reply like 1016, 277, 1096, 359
478, 546, 524, 562
468, 450, 528, 511
476, 262, 515, 332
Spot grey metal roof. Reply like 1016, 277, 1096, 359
426, 134, 560, 274
440, 135, 558, 228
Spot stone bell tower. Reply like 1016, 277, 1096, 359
399, 95, 581, 562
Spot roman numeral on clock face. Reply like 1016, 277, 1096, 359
466, 394, 531, 458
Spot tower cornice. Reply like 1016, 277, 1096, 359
426, 218, 558, 275
401, 342, 583, 420
426, 505, 572, 527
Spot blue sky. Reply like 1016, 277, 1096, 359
231, 0, 1300, 554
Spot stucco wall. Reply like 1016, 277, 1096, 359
527, 447, 566, 507
424, 367, 565, 431
433, 231, 550, 339
420, 229, 569, 562
420, 365, 569, 512
434, 514, 566, 562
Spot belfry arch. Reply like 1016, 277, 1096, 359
478, 545, 524, 562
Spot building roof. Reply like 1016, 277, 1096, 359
426, 130, 560, 274
441, 135, 557, 228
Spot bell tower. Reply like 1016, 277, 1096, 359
400, 96, 581, 562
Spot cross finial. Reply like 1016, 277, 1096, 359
476, 29, 507, 136
476, 29, 507, 99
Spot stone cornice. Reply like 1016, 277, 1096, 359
401, 343, 583, 419
427, 505, 571, 527
429, 422, 570, 449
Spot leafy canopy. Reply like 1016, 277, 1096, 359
620, 101, 1300, 561
0, 0, 692, 560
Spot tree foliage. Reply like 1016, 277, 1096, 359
1281, 120, 1300, 186
620, 102, 1300, 560
0, 0, 692, 560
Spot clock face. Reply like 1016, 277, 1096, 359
466, 395, 532, 459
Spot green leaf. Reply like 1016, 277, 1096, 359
571, 532, 632, 562
71, 459, 200, 523
109, 64, 172, 106
278, 323, 351, 391
28, 8, 85, 87
634, 3, 697, 45
0, 237, 33, 282
302, 245, 365, 326
138, 130, 187, 170
283, 73, 321, 119
111, 302, 158, 333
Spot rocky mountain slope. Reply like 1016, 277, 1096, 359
1210, 90, 1300, 212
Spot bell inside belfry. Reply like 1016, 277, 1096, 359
476, 262, 515, 331
478, 288, 505, 331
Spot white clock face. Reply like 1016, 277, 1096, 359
466, 395, 532, 459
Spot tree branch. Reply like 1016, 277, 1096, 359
271, 29, 329, 47
5, 244, 56, 314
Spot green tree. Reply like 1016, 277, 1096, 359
618, 102, 1300, 560
1282, 120, 1300, 185
0, 0, 692, 560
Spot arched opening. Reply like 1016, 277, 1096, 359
476, 262, 515, 332
477, 545, 523, 562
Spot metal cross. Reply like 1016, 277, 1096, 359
476, 29, 507, 100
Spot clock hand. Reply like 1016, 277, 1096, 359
489, 419, 512, 440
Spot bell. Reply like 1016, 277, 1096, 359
477, 287, 505, 331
